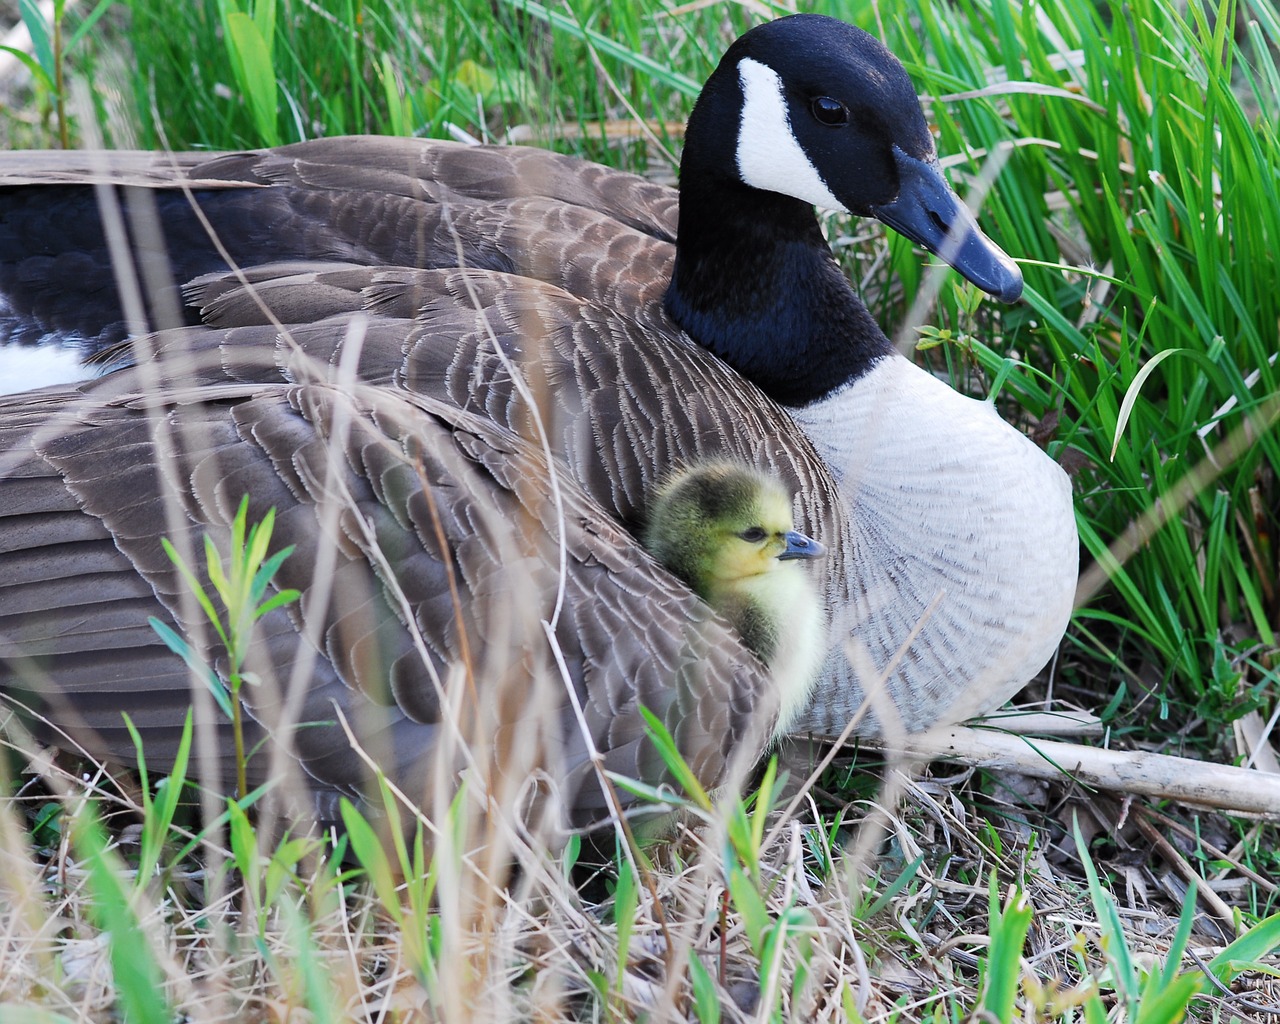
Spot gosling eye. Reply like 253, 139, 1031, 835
810, 96, 850, 127
739, 527, 768, 544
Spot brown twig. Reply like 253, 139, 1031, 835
1130, 809, 1239, 936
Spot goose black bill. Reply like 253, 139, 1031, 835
869, 146, 1024, 304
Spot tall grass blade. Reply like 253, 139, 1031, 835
73, 809, 171, 1024
979, 876, 1033, 1021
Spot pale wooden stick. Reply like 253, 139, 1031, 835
846, 724, 1280, 819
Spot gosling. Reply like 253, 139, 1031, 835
644, 460, 826, 739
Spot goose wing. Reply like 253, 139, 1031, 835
0, 139, 678, 352
0, 368, 777, 829
174, 259, 848, 545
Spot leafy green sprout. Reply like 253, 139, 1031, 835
148, 495, 300, 802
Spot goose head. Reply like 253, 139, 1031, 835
666, 14, 1021, 405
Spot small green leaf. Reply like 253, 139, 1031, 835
379, 52, 406, 136
604, 771, 692, 809
161, 537, 224, 643
251, 545, 295, 604
66, 0, 117, 51
861, 855, 925, 919
1132, 970, 1205, 1024
72, 808, 171, 1024
339, 798, 403, 929
18, 0, 53, 79
245, 506, 276, 579
0, 45, 52, 89
1082, 991, 1110, 1024
230, 494, 249, 564
1209, 911, 1280, 980
224, 11, 280, 145
612, 867, 637, 997
688, 949, 721, 1024
204, 533, 231, 601
1162, 879, 1201, 986
840, 980, 866, 1023
988, 357, 1018, 401
981, 877, 1033, 1022
638, 705, 712, 811
726, 861, 770, 954
455, 59, 498, 98
148, 617, 234, 718
255, 587, 301, 619
750, 757, 777, 854
124, 708, 193, 890
250, 0, 275, 42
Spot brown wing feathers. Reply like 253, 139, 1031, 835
0, 139, 803, 832
2, 376, 780, 830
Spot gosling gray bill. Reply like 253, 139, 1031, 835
0, 15, 1078, 831
645, 461, 825, 740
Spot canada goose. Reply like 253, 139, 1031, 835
0, 15, 1079, 827
644, 461, 826, 739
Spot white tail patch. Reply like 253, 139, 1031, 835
0, 345, 95, 395
736, 57, 846, 212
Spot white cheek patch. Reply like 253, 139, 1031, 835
0, 344, 95, 395
735, 57, 847, 212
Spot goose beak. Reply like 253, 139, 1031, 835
868, 147, 1024, 303
778, 530, 825, 561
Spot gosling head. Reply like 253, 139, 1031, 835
643, 460, 824, 613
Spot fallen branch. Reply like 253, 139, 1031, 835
848, 723, 1280, 820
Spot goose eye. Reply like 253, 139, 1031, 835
739, 527, 767, 543
810, 96, 849, 126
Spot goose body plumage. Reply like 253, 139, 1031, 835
0, 15, 1078, 828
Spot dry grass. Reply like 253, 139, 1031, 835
4, 698, 1280, 1021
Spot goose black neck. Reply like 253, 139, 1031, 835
663, 179, 892, 408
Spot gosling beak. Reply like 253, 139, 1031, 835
868, 146, 1023, 303
778, 530, 825, 561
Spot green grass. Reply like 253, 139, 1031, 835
3, 0, 1280, 1019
